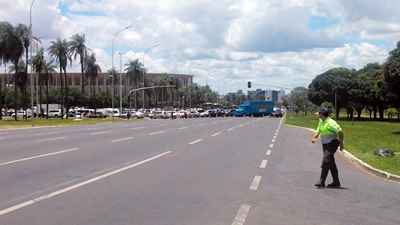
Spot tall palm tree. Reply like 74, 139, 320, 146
48, 38, 71, 118
43, 60, 56, 119
84, 53, 101, 97
32, 48, 45, 116
69, 33, 88, 94
0, 22, 25, 120
125, 59, 144, 108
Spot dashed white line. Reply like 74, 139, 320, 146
130, 127, 146, 130
178, 126, 189, 130
272, 139, 276, 143
0, 147, 80, 167
0, 151, 171, 216
111, 137, 134, 143
189, 139, 203, 145
211, 131, 222, 137
227, 127, 236, 132
259, 159, 268, 169
249, 175, 262, 191
36, 136, 66, 143
149, 130, 165, 136
90, 131, 111, 136
269, 143, 274, 148
231, 204, 251, 225
266, 149, 272, 156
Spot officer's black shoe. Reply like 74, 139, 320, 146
314, 183, 325, 188
327, 182, 341, 188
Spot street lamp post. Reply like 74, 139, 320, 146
111, 25, 132, 118
29, 0, 36, 117
141, 43, 160, 109
119, 52, 123, 116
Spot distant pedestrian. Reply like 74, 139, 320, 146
311, 108, 344, 188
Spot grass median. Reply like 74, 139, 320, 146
285, 113, 400, 176
0, 117, 139, 129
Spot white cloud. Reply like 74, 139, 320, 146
1, 0, 397, 94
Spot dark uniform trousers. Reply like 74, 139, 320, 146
320, 139, 340, 184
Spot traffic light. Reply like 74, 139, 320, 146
247, 81, 251, 89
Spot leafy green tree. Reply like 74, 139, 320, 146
308, 68, 354, 119
288, 87, 315, 115
384, 41, 400, 107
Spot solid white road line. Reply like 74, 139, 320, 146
90, 131, 111, 136
211, 131, 222, 137
130, 127, 146, 130
149, 130, 165, 136
0, 148, 80, 167
36, 136, 66, 143
266, 149, 272, 156
231, 204, 251, 225
249, 175, 262, 191
259, 160, 268, 169
189, 139, 203, 145
111, 137, 134, 143
269, 143, 274, 148
0, 151, 171, 216
178, 126, 189, 130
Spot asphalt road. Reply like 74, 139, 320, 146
0, 117, 398, 225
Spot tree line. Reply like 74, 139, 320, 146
286, 41, 400, 120
0, 21, 217, 120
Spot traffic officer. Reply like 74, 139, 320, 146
311, 108, 344, 188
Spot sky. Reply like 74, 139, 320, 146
1, 0, 399, 94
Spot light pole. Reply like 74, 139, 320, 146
141, 42, 160, 109
111, 24, 132, 118
29, 0, 36, 117
118, 52, 123, 115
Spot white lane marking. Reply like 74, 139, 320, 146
31, 131, 60, 137
269, 143, 274, 148
211, 131, 222, 137
87, 127, 102, 131
189, 139, 203, 145
90, 131, 111, 136
273, 135, 277, 139
0, 151, 171, 216
130, 127, 146, 130
148, 130, 165, 136
266, 149, 272, 156
111, 137, 134, 143
36, 136, 66, 143
231, 204, 251, 225
178, 126, 189, 130
0, 148, 80, 167
259, 160, 268, 169
249, 175, 262, 191
227, 127, 236, 132
272, 139, 276, 143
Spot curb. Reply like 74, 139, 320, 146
285, 124, 400, 183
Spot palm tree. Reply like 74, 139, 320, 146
48, 38, 71, 118
43, 60, 56, 119
84, 53, 101, 97
69, 33, 88, 94
32, 48, 45, 116
125, 59, 144, 108
0, 22, 25, 120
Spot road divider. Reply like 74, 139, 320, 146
0, 147, 80, 167
0, 151, 172, 216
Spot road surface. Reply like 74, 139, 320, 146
0, 117, 398, 225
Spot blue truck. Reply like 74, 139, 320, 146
233, 100, 274, 117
